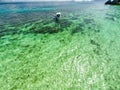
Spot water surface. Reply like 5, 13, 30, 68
0, 1, 120, 90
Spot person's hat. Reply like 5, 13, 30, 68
56, 12, 61, 15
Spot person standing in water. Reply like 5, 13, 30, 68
54, 12, 61, 31
54, 12, 61, 23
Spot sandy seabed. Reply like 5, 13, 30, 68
0, 2, 120, 90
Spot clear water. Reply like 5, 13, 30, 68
0, 1, 109, 25
0, 1, 120, 90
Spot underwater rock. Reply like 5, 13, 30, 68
71, 17, 78, 20
42, 20, 53, 25
94, 29, 100, 33
93, 48, 100, 55
33, 26, 58, 34
105, 0, 120, 5
83, 18, 94, 24
27, 19, 72, 34
59, 19, 72, 29
91, 40, 101, 55
71, 23, 84, 34
59, 39, 65, 42
90, 39, 100, 47
90, 39, 102, 55
0, 29, 18, 37
105, 14, 117, 21
59, 39, 65, 44
29, 25, 36, 31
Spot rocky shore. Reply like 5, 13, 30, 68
105, 0, 120, 5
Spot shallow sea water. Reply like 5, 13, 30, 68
0, 1, 120, 90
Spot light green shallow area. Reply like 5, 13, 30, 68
0, 3, 120, 90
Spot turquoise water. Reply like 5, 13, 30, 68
0, 1, 108, 34
0, 1, 120, 35
0, 1, 120, 90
